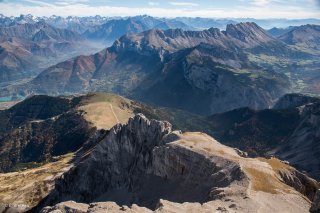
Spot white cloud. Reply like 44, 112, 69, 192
148, 2, 159, 6
62, 0, 89, 4
169, 2, 199, 7
0, 1, 318, 19
251, 0, 270, 6
25, 0, 90, 6
23, 0, 55, 7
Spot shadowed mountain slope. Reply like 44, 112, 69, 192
207, 94, 320, 179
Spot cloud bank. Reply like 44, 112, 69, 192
0, 0, 319, 19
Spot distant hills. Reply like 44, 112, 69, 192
83, 16, 193, 43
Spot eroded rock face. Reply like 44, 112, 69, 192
39, 114, 173, 207
35, 114, 247, 211
35, 115, 319, 213
311, 190, 320, 212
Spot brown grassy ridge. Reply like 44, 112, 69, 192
0, 153, 74, 210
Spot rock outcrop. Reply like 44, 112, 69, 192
311, 190, 320, 212
33, 114, 319, 213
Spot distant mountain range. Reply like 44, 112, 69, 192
0, 15, 319, 115
0, 14, 110, 34
3, 22, 317, 116
1, 14, 319, 32
84, 15, 193, 43
0, 21, 102, 84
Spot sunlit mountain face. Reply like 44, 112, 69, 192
0, 1, 319, 213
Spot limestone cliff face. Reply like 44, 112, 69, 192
41, 114, 173, 206
40, 114, 245, 209
35, 114, 319, 213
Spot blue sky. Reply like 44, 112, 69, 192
0, 0, 319, 18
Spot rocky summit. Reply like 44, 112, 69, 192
27, 114, 318, 213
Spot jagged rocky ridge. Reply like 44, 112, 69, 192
31, 114, 320, 213
10, 22, 308, 114
0, 92, 213, 173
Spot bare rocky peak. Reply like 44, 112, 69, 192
35, 114, 319, 213
112, 22, 275, 56
225, 22, 274, 45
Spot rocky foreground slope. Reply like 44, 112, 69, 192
29, 114, 319, 213
0, 93, 211, 173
